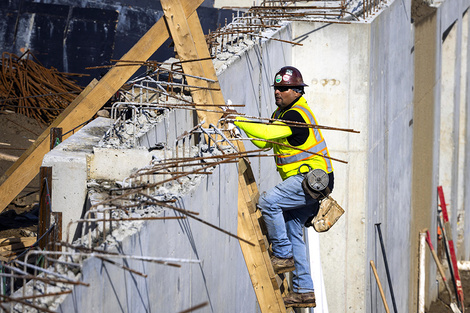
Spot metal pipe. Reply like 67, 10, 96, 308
375, 223, 398, 313
26, 250, 199, 267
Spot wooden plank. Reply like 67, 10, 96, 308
0, 237, 36, 247
0, 241, 34, 252
238, 171, 286, 313
161, 2, 287, 310
161, 0, 222, 126
186, 12, 226, 106
0, 0, 205, 213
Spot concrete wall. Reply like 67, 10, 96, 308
39, 0, 470, 311
290, 21, 371, 313
459, 11, 469, 259
289, 1, 423, 312
287, 1, 470, 312
436, 0, 470, 263
44, 24, 294, 313
57, 160, 258, 312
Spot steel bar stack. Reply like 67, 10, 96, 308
0, 51, 83, 125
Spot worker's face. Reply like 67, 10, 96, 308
274, 87, 301, 109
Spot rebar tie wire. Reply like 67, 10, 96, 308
43, 176, 52, 214
61, 116, 95, 137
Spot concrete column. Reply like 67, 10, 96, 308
464, 10, 470, 260
439, 21, 460, 246
291, 21, 370, 313
459, 12, 469, 259
411, 9, 439, 311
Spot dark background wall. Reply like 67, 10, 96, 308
0, 0, 233, 86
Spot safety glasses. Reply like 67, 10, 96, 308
274, 86, 290, 92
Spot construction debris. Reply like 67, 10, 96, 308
0, 51, 83, 125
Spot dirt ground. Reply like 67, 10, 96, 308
0, 110, 46, 239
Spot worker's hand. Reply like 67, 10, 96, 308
226, 122, 242, 138
221, 108, 238, 120
220, 99, 238, 120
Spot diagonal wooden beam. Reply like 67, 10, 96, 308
161, 0, 222, 126
0, 0, 205, 213
161, 1, 287, 312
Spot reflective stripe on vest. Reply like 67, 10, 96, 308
276, 140, 328, 164
274, 104, 333, 172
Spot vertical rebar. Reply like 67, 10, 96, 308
39, 167, 52, 250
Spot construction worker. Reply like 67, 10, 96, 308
232, 66, 334, 308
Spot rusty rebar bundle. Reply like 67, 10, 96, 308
0, 51, 83, 124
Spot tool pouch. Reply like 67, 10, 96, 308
311, 196, 345, 232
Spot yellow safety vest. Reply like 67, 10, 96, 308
272, 97, 333, 180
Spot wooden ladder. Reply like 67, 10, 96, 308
159, 1, 293, 310
238, 158, 294, 313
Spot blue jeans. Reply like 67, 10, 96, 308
258, 174, 317, 293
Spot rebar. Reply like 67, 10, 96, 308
139, 193, 255, 247
0, 294, 56, 313
97, 256, 148, 278
8, 290, 72, 300
26, 250, 200, 267
0, 51, 83, 124
0, 269, 87, 286
178, 302, 209, 313
233, 137, 348, 164
223, 114, 360, 133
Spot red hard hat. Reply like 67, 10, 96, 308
272, 66, 308, 87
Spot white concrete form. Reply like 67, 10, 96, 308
42, 118, 114, 242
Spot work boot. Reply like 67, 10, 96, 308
270, 255, 295, 274
283, 292, 316, 308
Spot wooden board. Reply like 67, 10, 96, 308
0, 0, 205, 213
238, 159, 287, 313
161, 1, 287, 311
161, 0, 222, 126
0, 237, 36, 247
